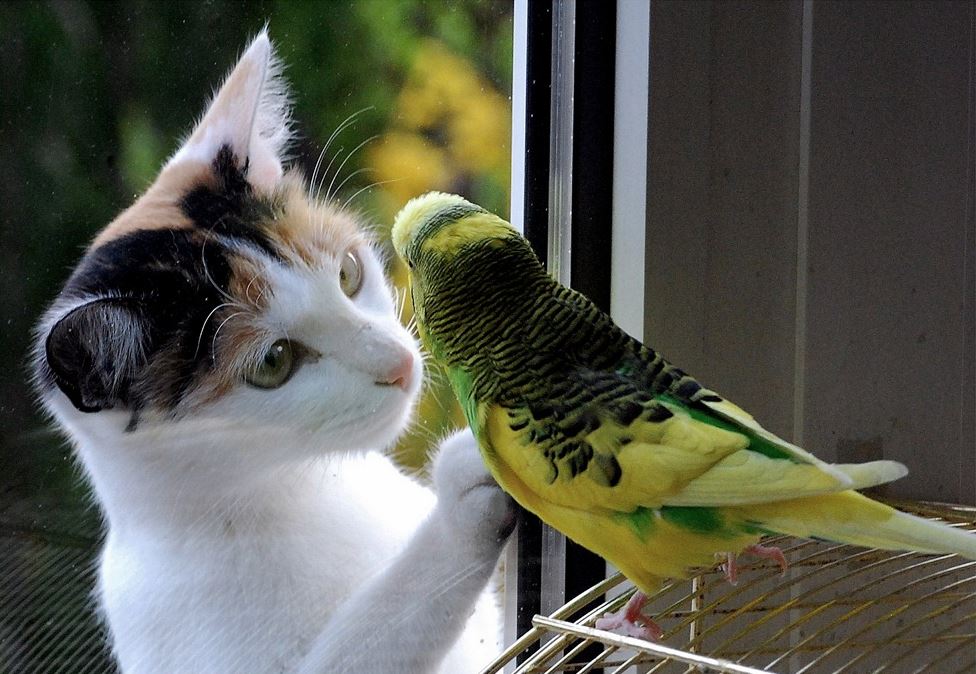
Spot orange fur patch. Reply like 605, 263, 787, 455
91, 161, 216, 248
227, 255, 273, 311
268, 172, 369, 267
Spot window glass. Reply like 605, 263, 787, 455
0, 2, 512, 669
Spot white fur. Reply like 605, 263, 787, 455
38, 32, 511, 673
46, 400, 509, 673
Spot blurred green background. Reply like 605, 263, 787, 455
0, 1, 511, 669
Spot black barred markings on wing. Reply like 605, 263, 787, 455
393, 195, 726, 496
395, 192, 976, 647
422, 231, 717, 487
403, 204, 711, 415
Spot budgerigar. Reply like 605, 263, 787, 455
391, 192, 976, 639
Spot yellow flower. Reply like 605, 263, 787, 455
449, 89, 511, 174
367, 131, 452, 203
369, 38, 512, 469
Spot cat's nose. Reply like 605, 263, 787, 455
377, 351, 415, 391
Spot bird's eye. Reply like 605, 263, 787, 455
244, 339, 296, 389
339, 250, 364, 297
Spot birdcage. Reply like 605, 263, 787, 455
482, 501, 976, 674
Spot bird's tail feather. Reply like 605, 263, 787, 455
833, 460, 908, 490
746, 492, 976, 560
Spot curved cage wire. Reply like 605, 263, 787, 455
3, 501, 973, 673
483, 500, 976, 674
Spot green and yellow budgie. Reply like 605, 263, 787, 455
391, 192, 976, 639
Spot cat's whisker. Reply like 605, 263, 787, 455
210, 311, 248, 360
330, 167, 375, 204
405, 314, 419, 337
194, 302, 247, 361
422, 362, 445, 385
308, 145, 330, 202
311, 167, 376, 239
252, 277, 274, 306
243, 272, 264, 306
199, 234, 239, 306
422, 371, 450, 398
309, 107, 371, 195
408, 419, 444, 452
321, 108, 371, 165
394, 286, 409, 324
314, 147, 345, 206
341, 178, 404, 213
312, 107, 373, 206
325, 135, 379, 205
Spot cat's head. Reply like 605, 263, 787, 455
32, 32, 422, 467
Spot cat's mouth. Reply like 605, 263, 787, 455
372, 352, 416, 392
374, 378, 410, 391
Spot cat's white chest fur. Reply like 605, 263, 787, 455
99, 453, 475, 673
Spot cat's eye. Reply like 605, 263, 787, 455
339, 250, 363, 297
244, 339, 296, 389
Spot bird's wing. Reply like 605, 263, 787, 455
485, 377, 906, 513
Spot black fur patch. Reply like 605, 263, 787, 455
42, 228, 242, 413
45, 298, 145, 413
180, 145, 280, 259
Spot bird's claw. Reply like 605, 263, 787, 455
721, 543, 789, 585
594, 591, 663, 641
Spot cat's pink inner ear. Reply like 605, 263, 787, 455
167, 30, 291, 193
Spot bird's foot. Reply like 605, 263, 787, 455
594, 591, 663, 641
720, 552, 739, 585
721, 544, 789, 585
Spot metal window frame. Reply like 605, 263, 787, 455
507, 0, 650, 665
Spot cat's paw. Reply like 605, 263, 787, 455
431, 428, 518, 554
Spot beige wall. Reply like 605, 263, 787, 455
644, 0, 975, 505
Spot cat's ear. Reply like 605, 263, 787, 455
167, 29, 292, 193
44, 299, 148, 413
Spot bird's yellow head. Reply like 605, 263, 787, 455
391, 192, 522, 349
391, 192, 516, 265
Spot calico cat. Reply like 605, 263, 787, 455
31, 31, 514, 673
